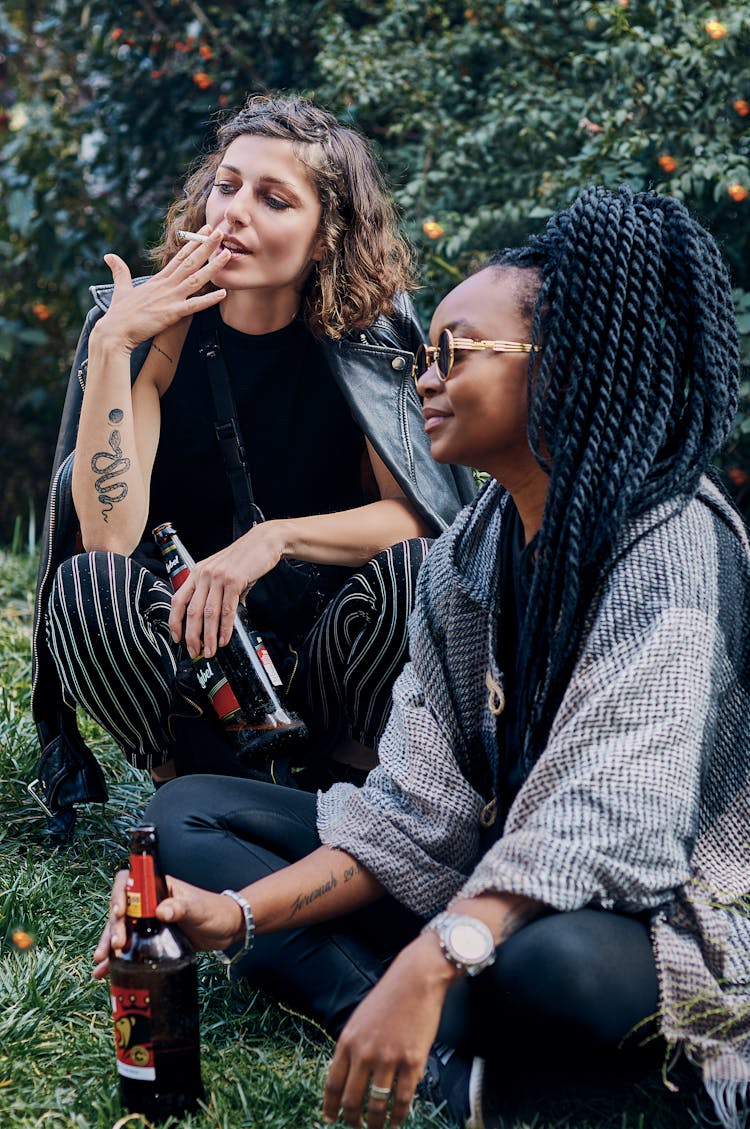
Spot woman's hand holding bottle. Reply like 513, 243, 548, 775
93, 870, 245, 981
168, 521, 287, 658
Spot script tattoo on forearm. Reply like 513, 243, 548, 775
289, 871, 338, 919
343, 862, 362, 883
90, 408, 131, 522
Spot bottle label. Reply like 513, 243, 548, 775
252, 633, 283, 687
127, 855, 159, 918
157, 534, 190, 591
110, 985, 156, 1080
167, 558, 190, 589
193, 655, 242, 722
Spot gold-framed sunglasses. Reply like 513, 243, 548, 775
414, 327, 539, 383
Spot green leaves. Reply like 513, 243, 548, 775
2, 0, 750, 537
6, 188, 34, 237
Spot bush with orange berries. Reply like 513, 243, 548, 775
1, 0, 750, 535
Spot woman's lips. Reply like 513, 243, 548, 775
422, 408, 451, 432
221, 239, 251, 255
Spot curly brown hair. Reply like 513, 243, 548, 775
152, 94, 414, 339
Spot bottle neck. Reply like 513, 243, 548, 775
126, 851, 162, 921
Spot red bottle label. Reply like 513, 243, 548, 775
159, 536, 190, 590
169, 561, 190, 590
110, 985, 155, 1080
127, 855, 159, 918
193, 656, 242, 722
209, 677, 242, 721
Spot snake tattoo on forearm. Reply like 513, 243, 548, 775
91, 408, 131, 522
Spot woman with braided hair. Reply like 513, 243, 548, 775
95, 186, 750, 1129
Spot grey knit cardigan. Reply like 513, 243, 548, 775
318, 476, 750, 1127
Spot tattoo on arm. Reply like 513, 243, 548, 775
150, 341, 174, 364
288, 871, 338, 920
492, 901, 546, 947
90, 408, 131, 522
343, 863, 362, 883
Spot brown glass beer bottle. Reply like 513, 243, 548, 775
109, 824, 204, 1122
152, 522, 308, 766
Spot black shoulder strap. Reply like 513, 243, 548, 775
198, 315, 264, 534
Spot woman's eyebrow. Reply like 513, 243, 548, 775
258, 175, 300, 192
216, 164, 299, 192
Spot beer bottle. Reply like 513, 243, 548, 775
152, 522, 308, 766
109, 824, 204, 1122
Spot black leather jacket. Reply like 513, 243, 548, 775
30, 282, 476, 832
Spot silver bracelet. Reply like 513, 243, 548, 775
213, 889, 255, 976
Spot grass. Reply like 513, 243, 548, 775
0, 550, 697, 1129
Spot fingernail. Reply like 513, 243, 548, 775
113, 947, 122, 958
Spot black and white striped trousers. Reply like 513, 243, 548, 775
45, 539, 430, 773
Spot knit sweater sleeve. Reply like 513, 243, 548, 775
316, 660, 485, 916
455, 501, 720, 914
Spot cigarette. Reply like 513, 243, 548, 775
177, 229, 210, 244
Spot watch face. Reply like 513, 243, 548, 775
448, 921, 492, 963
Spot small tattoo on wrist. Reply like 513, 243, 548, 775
150, 341, 174, 364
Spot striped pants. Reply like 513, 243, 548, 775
45, 539, 429, 774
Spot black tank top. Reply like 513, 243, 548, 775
142, 310, 366, 564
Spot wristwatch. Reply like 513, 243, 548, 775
422, 912, 496, 977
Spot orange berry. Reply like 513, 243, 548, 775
728, 468, 749, 486
31, 303, 51, 320
192, 72, 212, 90
11, 930, 34, 950
422, 221, 445, 239
657, 154, 677, 173
733, 99, 750, 117
199, 44, 212, 59
151, 69, 163, 79
111, 27, 123, 40
728, 183, 748, 203
579, 116, 604, 135
705, 18, 727, 39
